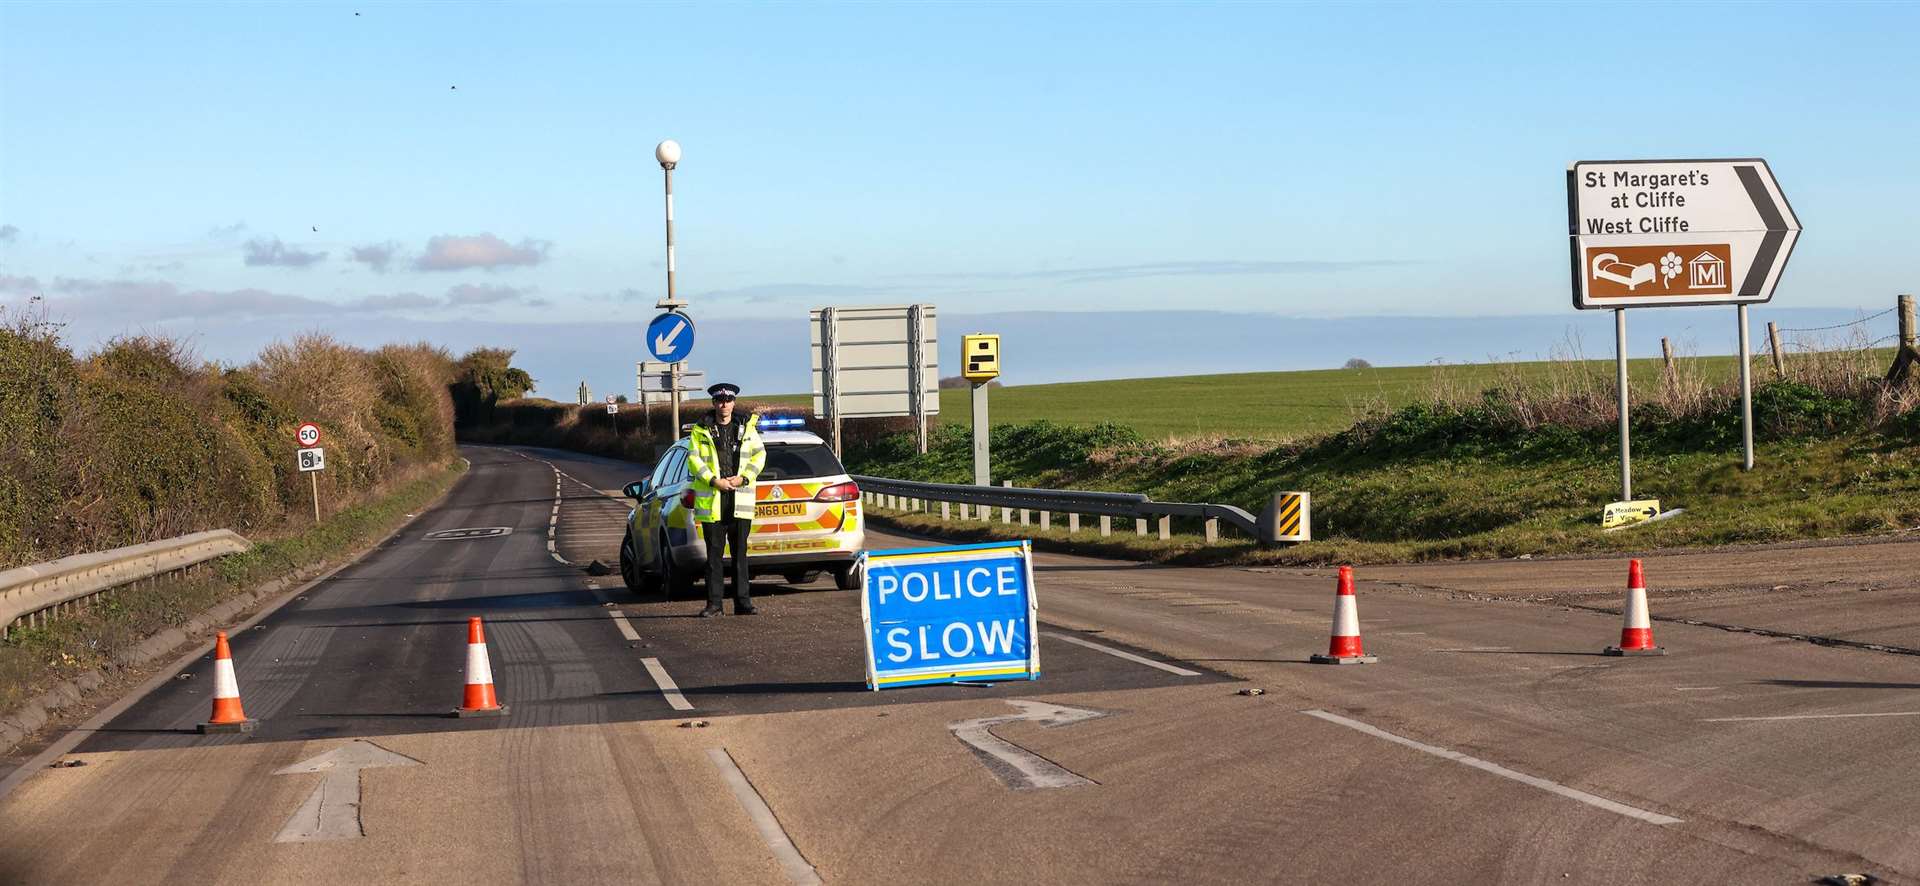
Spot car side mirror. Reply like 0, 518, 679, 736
623, 480, 649, 499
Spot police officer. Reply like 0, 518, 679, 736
688, 383, 766, 617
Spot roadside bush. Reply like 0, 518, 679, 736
0, 316, 457, 570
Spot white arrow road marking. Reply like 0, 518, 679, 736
653, 318, 687, 354
949, 699, 1104, 790
272, 740, 423, 842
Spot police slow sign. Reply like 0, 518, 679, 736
859, 541, 1039, 690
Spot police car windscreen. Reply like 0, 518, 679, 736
759, 443, 844, 481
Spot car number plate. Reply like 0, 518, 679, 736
756, 502, 807, 518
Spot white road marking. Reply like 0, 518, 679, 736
707, 748, 823, 885
1674, 686, 1719, 692
1434, 646, 1512, 652
1043, 631, 1202, 677
272, 740, 423, 842
643, 657, 694, 711
609, 610, 642, 642
950, 699, 1104, 790
1301, 709, 1683, 826
1701, 710, 1920, 723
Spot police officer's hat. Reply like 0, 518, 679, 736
707, 383, 741, 400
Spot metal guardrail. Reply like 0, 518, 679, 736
0, 530, 252, 639
852, 475, 1278, 544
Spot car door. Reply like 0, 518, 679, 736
640, 446, 685, 568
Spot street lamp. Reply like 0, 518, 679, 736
656, 139, 685, 434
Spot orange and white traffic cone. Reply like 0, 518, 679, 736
1604, 559, 1666, 656
198, 630, 257, 734
1310, 565, 1378, 665
453, 616, 509, 717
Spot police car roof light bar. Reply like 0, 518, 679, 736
758, 415, 807, 430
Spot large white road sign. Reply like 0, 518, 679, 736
1567, 159, 1799, 309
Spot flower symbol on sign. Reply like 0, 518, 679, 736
1659, 251, 1684, 288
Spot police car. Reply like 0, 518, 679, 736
619, 416, 865, 598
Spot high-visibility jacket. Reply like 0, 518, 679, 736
687, 413, 766, 522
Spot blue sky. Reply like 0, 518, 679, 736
3, 2, 1916, 396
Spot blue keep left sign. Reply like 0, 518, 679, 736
859, 540, 1039, 690
647, 311, 694, 363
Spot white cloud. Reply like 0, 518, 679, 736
350, 242, 400, 272
13, 277, 450, 322
414, 233, 549, 271
243, 238, 328, 268
445, 283, 527, 305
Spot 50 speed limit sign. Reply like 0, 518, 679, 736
296, 422, 322, 447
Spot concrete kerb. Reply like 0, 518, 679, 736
0, 461, 470, 798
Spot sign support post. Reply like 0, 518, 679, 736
821, 307, 842, 456
908, 304, 928, 455
972, 381, 990, 486
1614, 309, 1631, 501
1738, 304, 1755, 470
310, 472, 321, 523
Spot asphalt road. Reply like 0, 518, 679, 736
3, 443, 1918, 884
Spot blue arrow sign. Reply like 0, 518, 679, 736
647, 312, 695, 363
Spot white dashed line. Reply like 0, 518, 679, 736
609, 610, 642, 642
1301, 709, 1682, 826
1701, 710, 1920, 723
643, 657, 694, 711
1043, 631, 1201, 677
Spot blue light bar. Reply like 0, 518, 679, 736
759, 416, 808, 430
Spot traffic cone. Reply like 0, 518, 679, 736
1310, 566, 1378, 665
198, 631, 257, 734
453, 616, 510, 717
1604, 559, 1666, 656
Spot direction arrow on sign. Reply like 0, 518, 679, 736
647, 312, 695, 363
1567, 159, 1799, 309
272, 739, 422, 842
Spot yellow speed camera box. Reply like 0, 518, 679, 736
962, 334, 1000, 381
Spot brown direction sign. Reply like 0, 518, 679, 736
1567, 159, 1800, 309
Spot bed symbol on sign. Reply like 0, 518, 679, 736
1591, 253, 1655, 290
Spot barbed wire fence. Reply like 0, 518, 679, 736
1773, 305, 1900, 348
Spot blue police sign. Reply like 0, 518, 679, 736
647, 311, 695, 363
859, 540, 1039, 690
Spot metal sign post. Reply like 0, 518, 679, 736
972, 382, 990, 486
654, 139, 687, 442
297, 446, 326, 522
1738, 304, 1754, 470
1614, 309, 1631, 501
908, 304, 928, 454
821, 307, 841, 455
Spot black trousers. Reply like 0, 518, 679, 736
702, 515, 752, 606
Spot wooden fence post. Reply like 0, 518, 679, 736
1767, 321, 1785, 377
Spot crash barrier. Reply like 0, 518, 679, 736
0, 530, 252, 640
852, 476, 1309, 546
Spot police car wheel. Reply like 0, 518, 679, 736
659, 530, 694, 600
782, 569, 820, 586
832, 562, 861, 591
621, 538, 657, 595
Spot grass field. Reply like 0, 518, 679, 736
771, 354, 1761, 441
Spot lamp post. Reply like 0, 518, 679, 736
655, 139, 685, 435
